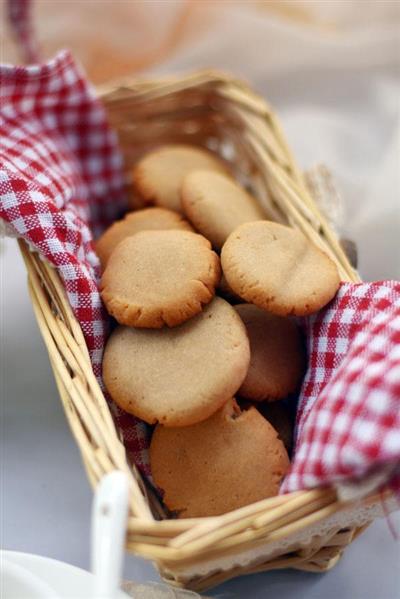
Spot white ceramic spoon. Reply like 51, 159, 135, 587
91, 470, 131, 599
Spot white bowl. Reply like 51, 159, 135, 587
1, 558, 59, 598
1, 551, 130, 599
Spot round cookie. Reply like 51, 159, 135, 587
234, 304, 305, 401
102, 298, 250, 427
132, 144, 227, 213
221, 221, 340, 316
95, 207, 193, 268
150, 399, 290, 517
182, 170, 265, 249
101, 230, 221, 328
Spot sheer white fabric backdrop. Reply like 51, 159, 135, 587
143, 1, 400, 281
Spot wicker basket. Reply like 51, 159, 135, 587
19, 71, 395, 593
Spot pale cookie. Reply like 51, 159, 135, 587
101, 230, 220, 328
182, 170, 265, 249
221, 221, 340, 316
150, 399, 290, 517
102, 298, 250, 427
132, 144, 227, 213
234, 304, 305, 400
95, 207, 193, 268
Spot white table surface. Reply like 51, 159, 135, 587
2, 238, 400, 598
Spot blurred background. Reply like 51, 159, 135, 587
2, 3, 400, 597
3, 0, 399, 280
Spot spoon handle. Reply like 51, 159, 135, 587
91, 471, 130, 599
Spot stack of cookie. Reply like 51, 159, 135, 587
98, 144, 340, 518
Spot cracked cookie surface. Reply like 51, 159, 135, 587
221, 221, 340, 316
95, 207, 193, 268
100, 229, 221, 328
102, 299, 250, 427
150, 398, 290, 517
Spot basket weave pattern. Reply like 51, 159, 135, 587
20, 71, 391, 592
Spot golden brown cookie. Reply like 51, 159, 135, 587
256, 401, 294, 453
95, 207, 193, 268
181, 170, 265, 249
221, 221, 340, 316
150, 399, 290, 517
132, 144, 227, 213
102, 298, 250, 427
234, 304, 305, 401
100, 230, 221, 328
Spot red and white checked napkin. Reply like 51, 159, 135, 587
0, 50, 151, 471
281, 282, 400, 499
1, 52, 399, 499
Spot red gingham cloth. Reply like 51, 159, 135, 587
1, 52, 400, 495
0, 51, 151, 474
281, 282, 400, 496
